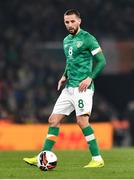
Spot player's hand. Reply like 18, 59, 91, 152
79, 77, 92, 92
57, 76, 66, 91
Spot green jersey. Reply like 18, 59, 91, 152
63, 29, 106, 90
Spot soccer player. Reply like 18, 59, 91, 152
23, 9, 106, 168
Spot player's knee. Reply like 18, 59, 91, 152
77, 118, 84, 127
48, 115, 59, 127
48, 116, 55, 126
76, 116, 89, 128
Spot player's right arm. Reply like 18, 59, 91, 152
63, 65, 68, 78
57, 38, 69, 91
57, 75, 66, 91
57, 62, 68, 91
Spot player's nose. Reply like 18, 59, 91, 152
68, 24, 73, 29
68, 22, 73, 27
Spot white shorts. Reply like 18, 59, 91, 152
52, 87, 94, 116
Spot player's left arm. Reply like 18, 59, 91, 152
79, 35, 106, 92
90, 50, 106, 79
88, 35, 106, 79
79, 51, 106, 92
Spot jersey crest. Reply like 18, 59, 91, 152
76, 41, 83, 48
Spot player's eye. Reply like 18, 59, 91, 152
65, 21, 69, 24
71, 20, 75, 23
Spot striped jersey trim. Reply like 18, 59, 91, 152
91, 47, 102, 56
85, 134, 95, 142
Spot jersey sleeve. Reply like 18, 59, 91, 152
85, 34, 102, 56
85, 34, 106, 79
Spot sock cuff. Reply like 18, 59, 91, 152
48, 127, 59, 136
82, 126, 94, 136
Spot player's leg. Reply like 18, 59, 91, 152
23, 88, 74, 166
23, 114, 65, 166
42, 114, 65, 151
76, 115, 104, 168
42, 88, 74, 151
74, 88, 104, 168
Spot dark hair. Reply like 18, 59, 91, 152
64, 9, 80, 18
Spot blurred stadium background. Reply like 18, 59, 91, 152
0, 0, 134, 150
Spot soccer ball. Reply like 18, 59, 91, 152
37, 151, 57, 171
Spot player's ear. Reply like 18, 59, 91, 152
78, 18, 81, 25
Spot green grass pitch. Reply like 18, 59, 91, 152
0, 148, 134, 179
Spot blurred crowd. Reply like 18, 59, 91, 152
0, 0, 133, 42
0, 0, 133, 124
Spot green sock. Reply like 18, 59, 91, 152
42, 127, 59, 151
82, 126, 100, 156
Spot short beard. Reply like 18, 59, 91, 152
69, 27, 79, 35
